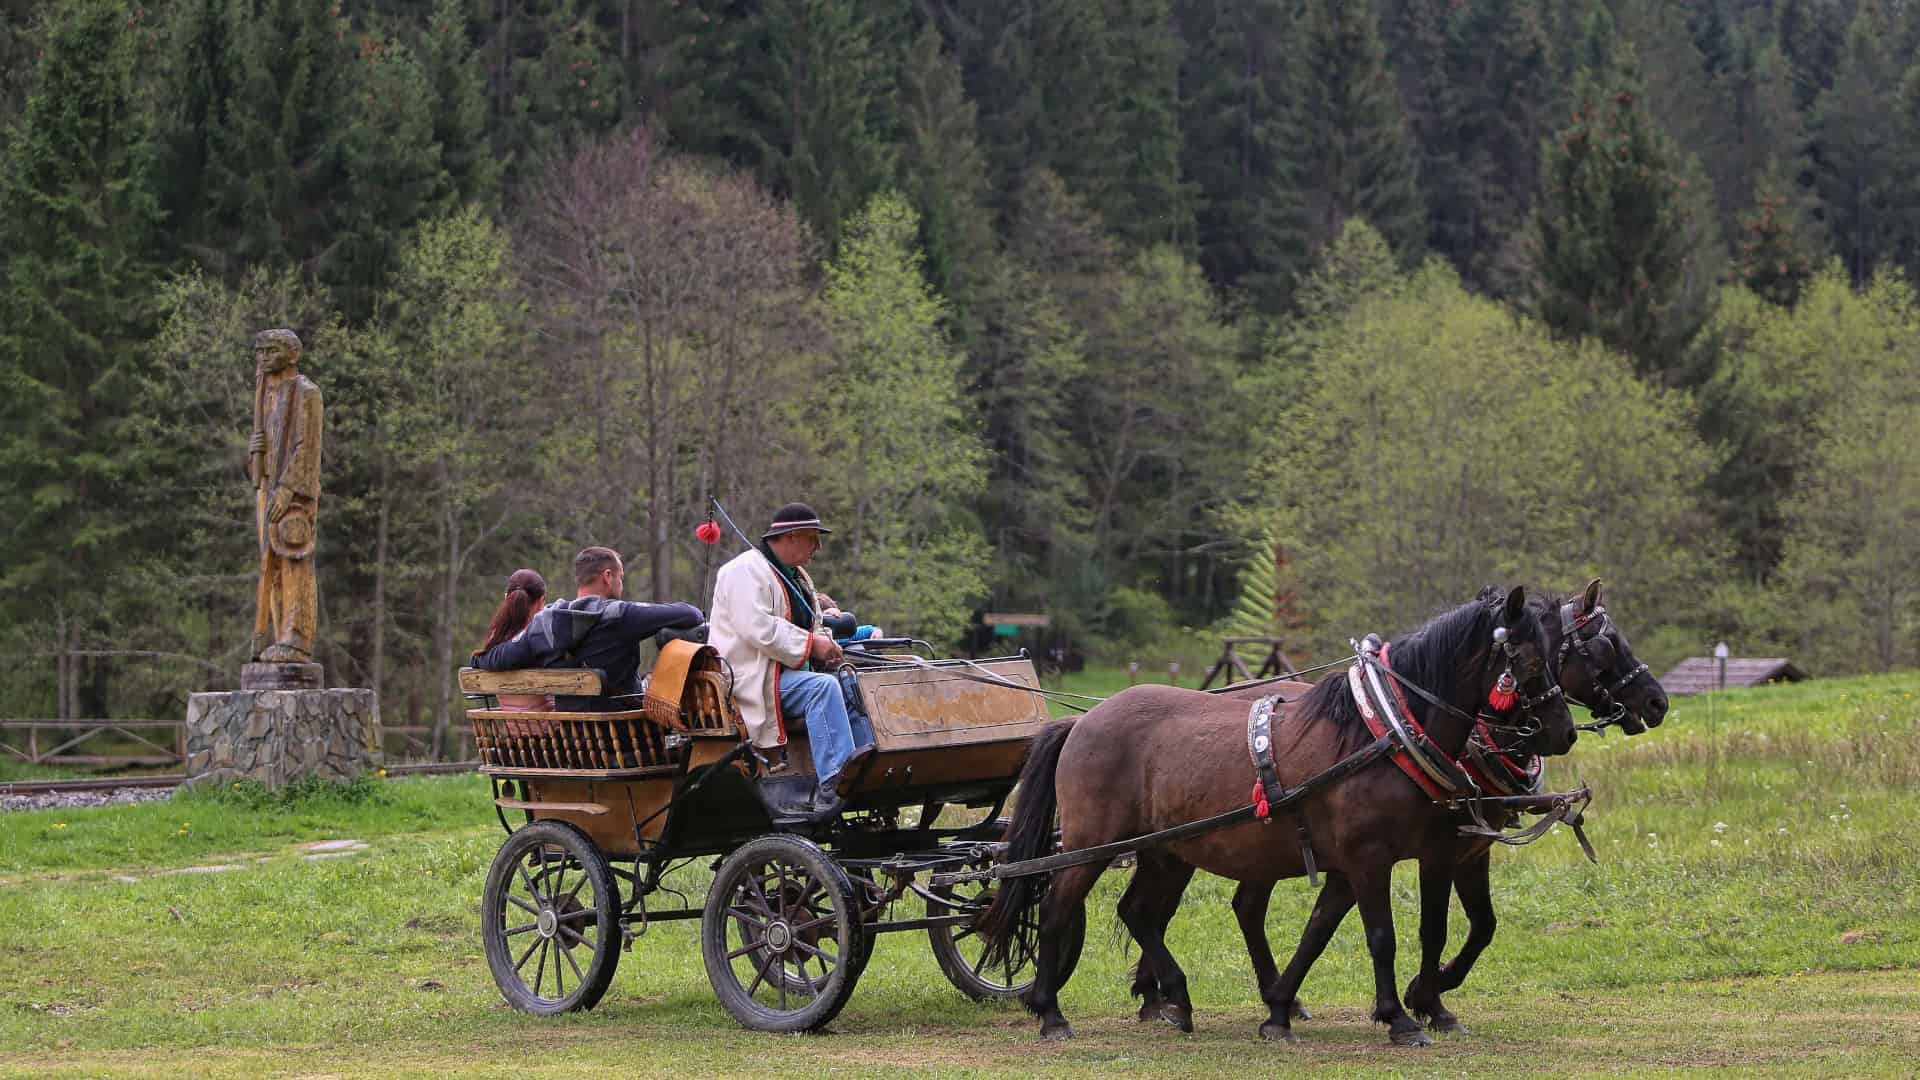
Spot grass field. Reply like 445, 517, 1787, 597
2, 673, 1917, 1077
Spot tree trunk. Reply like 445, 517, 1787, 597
370, 450, 390, 705
429, 458, 459, 761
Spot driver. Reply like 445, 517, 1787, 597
709, 502, 875, 818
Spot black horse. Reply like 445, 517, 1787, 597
977, 587, 1576, 1044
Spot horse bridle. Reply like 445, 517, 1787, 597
1557, 600, 1651, 733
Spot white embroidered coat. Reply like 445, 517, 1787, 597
709, 547, 823, 748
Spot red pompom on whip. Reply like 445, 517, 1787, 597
1487, 669, 1517, 712
694, 520, 721, 545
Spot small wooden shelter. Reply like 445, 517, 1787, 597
1660, 656, 1807, 696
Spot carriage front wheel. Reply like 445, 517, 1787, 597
701, 834, 866, 1032
927, 877, 1086, 1002
481, 820, 621, 1015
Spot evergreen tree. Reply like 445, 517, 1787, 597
1734, 160, 1817, 307
1174, 0, 1292, 289
1777, 0, 1848, 112
1708, 35, 1803, 232
159, 0, 354, 279
417, 0, 498, 209
0, 0, 166, 700
937, 0, 1188, 249
1806, 2, 1899, 284
892, 20, 995, 311
1445, 0, 1555, 293
329, 31, 446, 320
1258, 0, 1424, 307
482, 0, 621, 182
1528, 46, 1718, 386
1378, 0, 1463, 260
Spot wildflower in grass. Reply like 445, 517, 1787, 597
1710, 839, 1721, 847
1777, 827, 1788, 835
1713, 822, 1728, 833
377, 768, 388, 778
51, 823, 67, 830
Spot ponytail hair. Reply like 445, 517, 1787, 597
475, 568, 548, 656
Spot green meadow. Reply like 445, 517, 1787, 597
2, 673, 1916, 1077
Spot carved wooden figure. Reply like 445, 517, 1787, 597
248, 328, 323, 665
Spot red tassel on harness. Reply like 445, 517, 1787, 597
1251, 782, 1271, 819
694, 520, 721, 544
1487, 670, 1517, 712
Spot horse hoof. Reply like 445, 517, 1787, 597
1136, 1002, 1160, 1023
1290, 1000, 1312, 1021
1430, 1016, 1467, 1035
1390, 1027, 1435, 1048
1259, 1021, 1299, 1043
1160, 1003, 1195, 1034
1041, 1022, 1074, 1042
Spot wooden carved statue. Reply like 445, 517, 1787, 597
248, 329, 323, 664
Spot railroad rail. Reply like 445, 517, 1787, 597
0, 760, 480, 798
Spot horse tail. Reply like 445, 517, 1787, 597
976, 719, 1075, 965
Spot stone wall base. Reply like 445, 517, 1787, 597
185, 688, 381, 789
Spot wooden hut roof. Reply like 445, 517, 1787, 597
1660, 657, 1807, 696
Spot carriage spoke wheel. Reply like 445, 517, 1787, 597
927, 876, 1085, 1002
482, 821, 620, 1016
702, 834, 865, 1032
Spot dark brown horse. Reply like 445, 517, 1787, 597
978, 587, 1575, 1044
1121, 580, 1669, 1038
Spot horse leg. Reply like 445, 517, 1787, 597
1115, 864, 1172, 1021
1117, 853, 1197, 1032
1231, 881, 1313, 1034
1026, 861, 1105, 1041
1436, 848, 1496, 997
1402, 849, 1465, 1033
1353, 869, 1431, 1048
1260, 871, 1356, 1042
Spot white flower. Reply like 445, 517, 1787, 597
1777, 827, 1789, 835
1713, 822, 1728, 833
1646, 832, 1657, 839
1710, 839, 1721, 847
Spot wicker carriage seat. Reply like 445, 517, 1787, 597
460, 641, 742, 777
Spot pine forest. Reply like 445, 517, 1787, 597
4, 0, 1920, 743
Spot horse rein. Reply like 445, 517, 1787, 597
1555, 600, 1652, 735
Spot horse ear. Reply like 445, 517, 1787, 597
1504, 585, 1526, 625
1582, 578, 1603, 612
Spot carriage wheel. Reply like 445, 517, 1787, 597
927, 877, 1085, 1002
481, 820, 621, 1015
702, 834, 865, 1033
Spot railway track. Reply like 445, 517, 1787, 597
0, 761, 479, 798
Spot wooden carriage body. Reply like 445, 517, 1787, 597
459, 643, 1050, 859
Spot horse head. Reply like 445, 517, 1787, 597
1549, 579, 1669, 735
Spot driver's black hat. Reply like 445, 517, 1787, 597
762, 502, 832, 540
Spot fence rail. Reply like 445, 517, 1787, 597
0, 719, 185, 768
0, 719, 468, 769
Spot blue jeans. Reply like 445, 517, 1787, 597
780, 670, 875, 793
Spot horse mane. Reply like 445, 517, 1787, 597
1293, 594, 1534, 745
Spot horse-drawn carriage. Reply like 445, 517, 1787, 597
459, 638, 1082, 1032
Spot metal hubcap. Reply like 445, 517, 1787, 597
537, 908, 558, 939
765, 920, 792, 954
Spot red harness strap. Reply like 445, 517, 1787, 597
1349, 643, 1460, 802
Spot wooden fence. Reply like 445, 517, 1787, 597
0, 719, 467, 769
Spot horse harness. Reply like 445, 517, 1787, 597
1242, 628, 1595, 873
1559, 599, 1651, 732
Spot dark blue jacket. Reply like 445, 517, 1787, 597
474, 595, 703, 710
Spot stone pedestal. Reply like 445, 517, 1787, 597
185, 689, 381, 789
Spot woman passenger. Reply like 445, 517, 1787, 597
473, 568, 554, 714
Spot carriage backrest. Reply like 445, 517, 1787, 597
458, 667, 602, 698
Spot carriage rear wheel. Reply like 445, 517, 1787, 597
927, 877, 1085, 1002
702, 834, 866, 1032
481, 820, 621, 1015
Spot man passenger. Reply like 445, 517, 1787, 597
709, 503, 875, 817
473, 546, 703, 711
